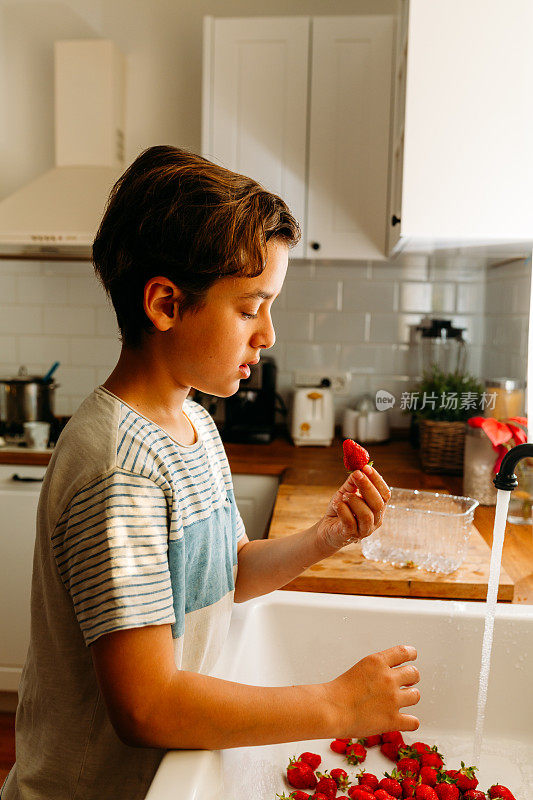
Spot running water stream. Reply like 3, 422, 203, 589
472, 487, 512, 766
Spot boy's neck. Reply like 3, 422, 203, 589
102, 346, 197, 446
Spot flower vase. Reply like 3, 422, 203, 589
462, 427, 497, 506
507, 457, 533, 525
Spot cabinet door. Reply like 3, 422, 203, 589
395, 0, 533, 247
203, 17, 309, 258
0, 483, 42, 691
306, 16, 394, 261
231, 473, 279, 541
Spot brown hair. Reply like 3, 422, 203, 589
92, 145, 300, 348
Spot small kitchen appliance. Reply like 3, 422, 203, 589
291, 379, 335, 446
223, 357, 280, 444
413, 317, 468, 374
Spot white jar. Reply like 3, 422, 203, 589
462, 427, 497, 506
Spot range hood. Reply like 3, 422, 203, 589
0, 39, 125, 260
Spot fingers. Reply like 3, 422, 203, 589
380, 644, 417, 667
333, 497, 361, 541
362, 463, 391, 503
399, 686, 421, 707
342, 468, 390, 526
339, 493, 374, 539
393, 663, 420, 687
397, 713, 420, 732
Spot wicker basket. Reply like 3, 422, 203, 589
419, 419, 467, 474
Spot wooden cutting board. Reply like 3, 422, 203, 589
268, 484, 514, 601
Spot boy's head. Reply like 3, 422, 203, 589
92, 145, 300, 349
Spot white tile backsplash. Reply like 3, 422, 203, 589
284, 278, 340, 311
0, 305, 43, 335
0, 255, 528, 421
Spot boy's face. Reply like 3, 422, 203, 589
168, 238, 289, 397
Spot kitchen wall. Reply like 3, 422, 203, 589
0, 0, 530, 429
0, 252, 529, 426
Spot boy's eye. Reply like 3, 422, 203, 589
241, 311, 258, 319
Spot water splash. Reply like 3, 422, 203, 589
472, 488, 511, 765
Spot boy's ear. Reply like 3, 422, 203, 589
143, 276, 181, 332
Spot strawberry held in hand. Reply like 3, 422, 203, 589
343, 439, 372, 472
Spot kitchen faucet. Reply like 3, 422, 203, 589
493, 443, 533, 490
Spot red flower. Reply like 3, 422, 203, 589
467, 415, 528, 475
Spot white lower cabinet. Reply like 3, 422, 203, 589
231, 473, 279, 542
0, 464, 45, 693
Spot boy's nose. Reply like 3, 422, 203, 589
253, 315, 276, 350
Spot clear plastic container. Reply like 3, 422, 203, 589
361, 487, 479, 574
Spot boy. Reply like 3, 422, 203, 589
2, 146, 419, 800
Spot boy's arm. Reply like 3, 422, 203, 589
90, 622, 420, 750
234, 464, 390, 603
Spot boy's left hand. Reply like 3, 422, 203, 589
316, 464, 391, 553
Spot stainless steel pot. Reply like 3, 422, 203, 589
0, 366, 58, 425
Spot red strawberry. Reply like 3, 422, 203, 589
287, 757, 319, 790
300, 752, 322, 771
420, 748, 444, 769
375, 792, 397, 800
276, 792, 310, 800
401, 776, 418, 797
331, 739, 351, 754
342, 439, 371, 472
310, 794, 329, 800
349, 789, 376, 800
346, 742, 367, 765
381, 742, 401, 762
378, 775, 402, 798
462, 793, 486, 800
338, 797, 353, 800
357, 772, 379, 791
360, 734, 382, 747
397, 757, 421, 777
315, 773, 338, 799
419, 767, 438, 786
446, 763, 478, 792
434, 786, 459, 800
415, 787, 438, 800
382, 731, 405, 746
489, 786, 516, 800
331, 769, 350, 791
411, 742, 431, 756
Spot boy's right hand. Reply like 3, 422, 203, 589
324, 644, 420, 738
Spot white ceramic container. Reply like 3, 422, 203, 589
146, 591, 533, 800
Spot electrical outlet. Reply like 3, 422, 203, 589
294, 370, 351, 395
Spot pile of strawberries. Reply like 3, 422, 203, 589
279, 731, 517, 800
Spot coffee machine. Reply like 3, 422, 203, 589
223, 357, 280, 443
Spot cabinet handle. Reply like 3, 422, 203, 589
11, 474, 43, 482
391, 215, 401, 226
310, 242, 321, 251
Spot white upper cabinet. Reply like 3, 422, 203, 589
202, 17, 309, 259
202, 15, 394, 261
307, 17, 393, 260
389, 0, 533, 254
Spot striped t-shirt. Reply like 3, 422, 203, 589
2, 386, 246, 800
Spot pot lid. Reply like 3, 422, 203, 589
0, 366, 57, 384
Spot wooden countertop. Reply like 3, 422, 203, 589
2, 430, 532, 603
224, 430, 533, 605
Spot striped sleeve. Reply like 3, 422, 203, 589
234, 495, 247, 543
51, 469, 176, 646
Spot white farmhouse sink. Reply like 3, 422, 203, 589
146, 592, 533, 800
